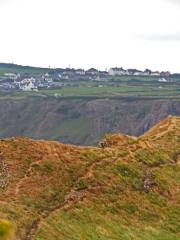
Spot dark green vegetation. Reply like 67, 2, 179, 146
0, 63, 49, 74
0, 116, 179, 240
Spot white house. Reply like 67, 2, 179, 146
151, 71, 161, 76
134, 71, 144, 76
21, 77, 36, 84
108, 68, 126, 76
75, 69, 85, 75
19, 78, 38, 91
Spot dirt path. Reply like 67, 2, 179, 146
14, 143, 63, 196
14, 159, 42, 196
0, 152, 9, 190
25, 159, 99, 240
152, 117, 176, 140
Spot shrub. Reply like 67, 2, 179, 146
42, 162, 53, 173
76, 179, 86, 190
0, 220, 15, 240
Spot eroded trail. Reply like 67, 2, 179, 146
0, 152, 9, 190
25, 157, 99, 240
14, 159, 42, 196
145, 116, 178, 140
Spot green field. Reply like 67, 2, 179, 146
39, 85, 180, 99
0, 84, 179, 100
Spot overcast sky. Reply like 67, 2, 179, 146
0, 0, 180, 72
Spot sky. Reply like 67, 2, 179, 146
0, 0, 180, 72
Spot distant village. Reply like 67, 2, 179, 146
0, 67, 172, 92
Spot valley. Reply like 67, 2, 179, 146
0, 97, 179, 145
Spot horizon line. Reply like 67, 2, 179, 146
0, 61, 178, 74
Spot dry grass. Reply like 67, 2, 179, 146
0, 116, 179, 240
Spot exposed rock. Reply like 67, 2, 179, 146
0, 98, 179, 145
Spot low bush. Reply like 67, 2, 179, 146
0, 220, 15, 240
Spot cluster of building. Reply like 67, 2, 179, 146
53, 67, 171, 78
0, 73, 71, 92
0, 67, 172, 92
108, 68, 171, 77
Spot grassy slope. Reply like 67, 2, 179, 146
39, 85, 180, 98
0, 116, 179, 240
43, 117, 92, 144
0, 63, 49, 74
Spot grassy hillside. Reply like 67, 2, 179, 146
0, 63, 49, 74
0, 116, 179, 240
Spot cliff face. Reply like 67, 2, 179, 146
0, 98, 179, 145
0, 116, 179, 240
